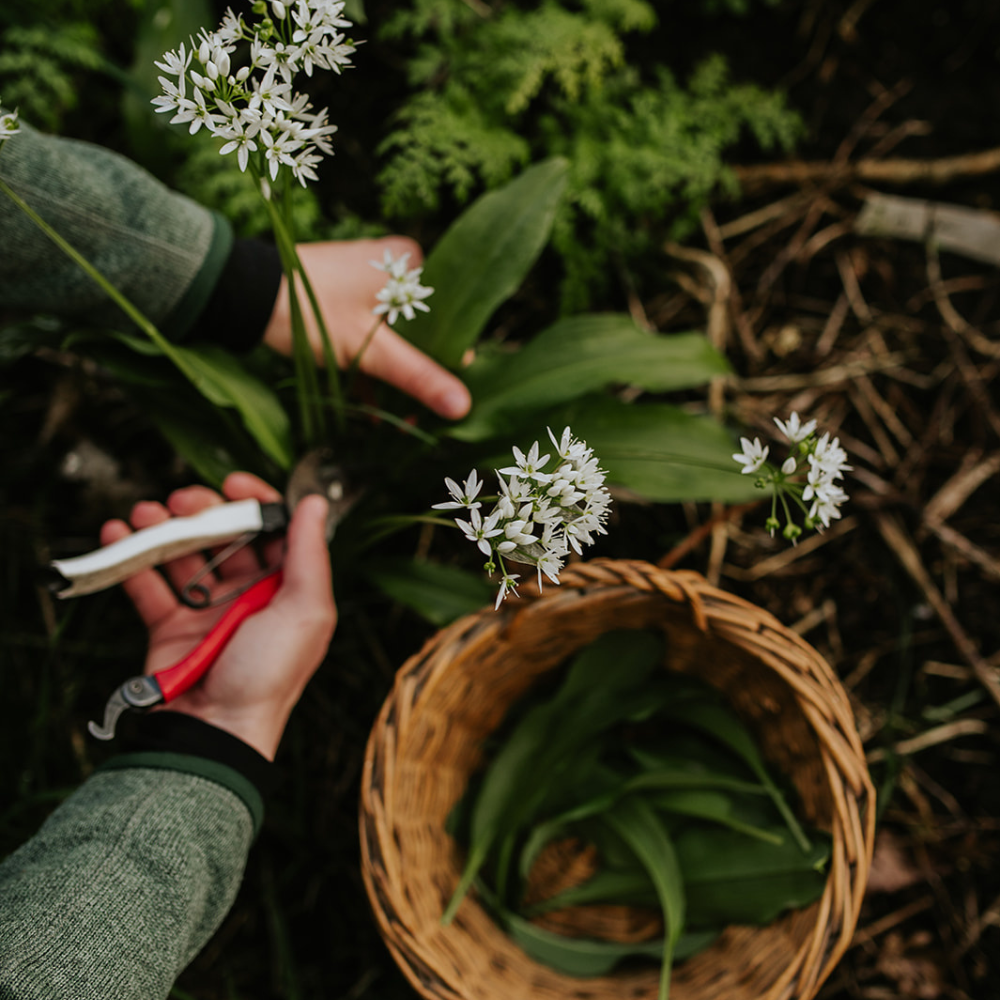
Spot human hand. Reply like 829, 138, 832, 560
262, 236, 472, 421
100, 473, 336, 760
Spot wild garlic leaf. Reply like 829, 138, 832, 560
676, 825, 830, 927
444, 630, 664, 922
603, 797, 685, 1000
654, 699, 812, 853
646, 789, 783, 845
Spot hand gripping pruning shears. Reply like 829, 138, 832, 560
45, 450, 357, 740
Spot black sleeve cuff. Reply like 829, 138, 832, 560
123, 711, 279, 800
178, 237, 284, 352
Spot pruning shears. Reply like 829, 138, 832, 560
45, 449, 358, 741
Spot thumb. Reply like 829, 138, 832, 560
279, 494, 335, 611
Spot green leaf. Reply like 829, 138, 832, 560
675, 826, 830, 927
143, 395, 243, 488
444, 630, 664, 922
451, 317, 730, 442
655, 699, 811, 853
69, 331, 294, 471
505, 912, 663, 977
365, 558, 496, 626
624, 769, 769, 798
551, 396, 762, 503
479, 878, 717, 977
603, 797, 685, 1000
175, 344, 294, 471
403, 158, 569, 368
647, 790, 782, 844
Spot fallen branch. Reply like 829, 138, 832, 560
733, 146, 1000, 193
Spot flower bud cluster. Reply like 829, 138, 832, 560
733, 411, 851, 541
434, 427, 613, 608
152, 1, 355, 187
369, 250, 434, 326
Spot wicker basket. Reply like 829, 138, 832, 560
360, 559, 875, 1000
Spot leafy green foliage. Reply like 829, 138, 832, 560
403, 158, 568, 367
377, 0, 802, 310
0, 22, 107, 130
452, 316, 730, 442
363, 558, 496, 626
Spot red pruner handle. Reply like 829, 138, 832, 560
154, 571, 283, 702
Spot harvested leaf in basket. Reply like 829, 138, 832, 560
602, 797, 685, 1000
442, 630, 666, 922
654, 698, 812, 852
443, 628, 830, 997
646, 789, 784, 844
675, 825, 831, 927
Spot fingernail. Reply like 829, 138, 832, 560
440, 386, 471, 420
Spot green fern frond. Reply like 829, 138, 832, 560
378, 87, 530, 216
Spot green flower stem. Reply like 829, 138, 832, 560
0, 175, 201, 389
345, 316, 382, 398
295, 241, 345, 431
345, 402, 438, 445
259, 187, 323, 445
256, 166, 344, 434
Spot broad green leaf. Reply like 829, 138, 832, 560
552, 629, 663, 706
176, 344, 294, 470
403, 158, 569, 367
75, 331, 294, 470
505, 913, 663, 977
678, 826, 830, 884
144, 394, 243, 488
655, 699, 811, 853
675, 826, 830, 927
451, 317, 730, 442
648, 790, 782, 844
548, 396, 762, 503
445, 631, 664, 922
624, 770, 769, 798
603, 797, 685, 1000
365, 558, 495, 626
480, 878, 718, 976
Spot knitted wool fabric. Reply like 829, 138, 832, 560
0, 767, 253, 1000
0, 112, 232, 340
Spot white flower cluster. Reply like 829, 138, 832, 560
152, 1, 355, 187
733, 411, 850, 540
0, 103, 19, 144
370, 250, 434, 326
434, 427, 613, 609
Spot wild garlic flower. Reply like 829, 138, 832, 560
0, 105, 19, 145
370, 250, 434, 325
733, 412, 851, 541
152, 2, 355, 188
434, 427, 613, 607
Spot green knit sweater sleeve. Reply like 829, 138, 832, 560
0, 115, 232, 339
0, 766, 253, 1000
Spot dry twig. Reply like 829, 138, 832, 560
874, 514, 1000, 711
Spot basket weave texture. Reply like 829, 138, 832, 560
360, 559, 876, 1000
